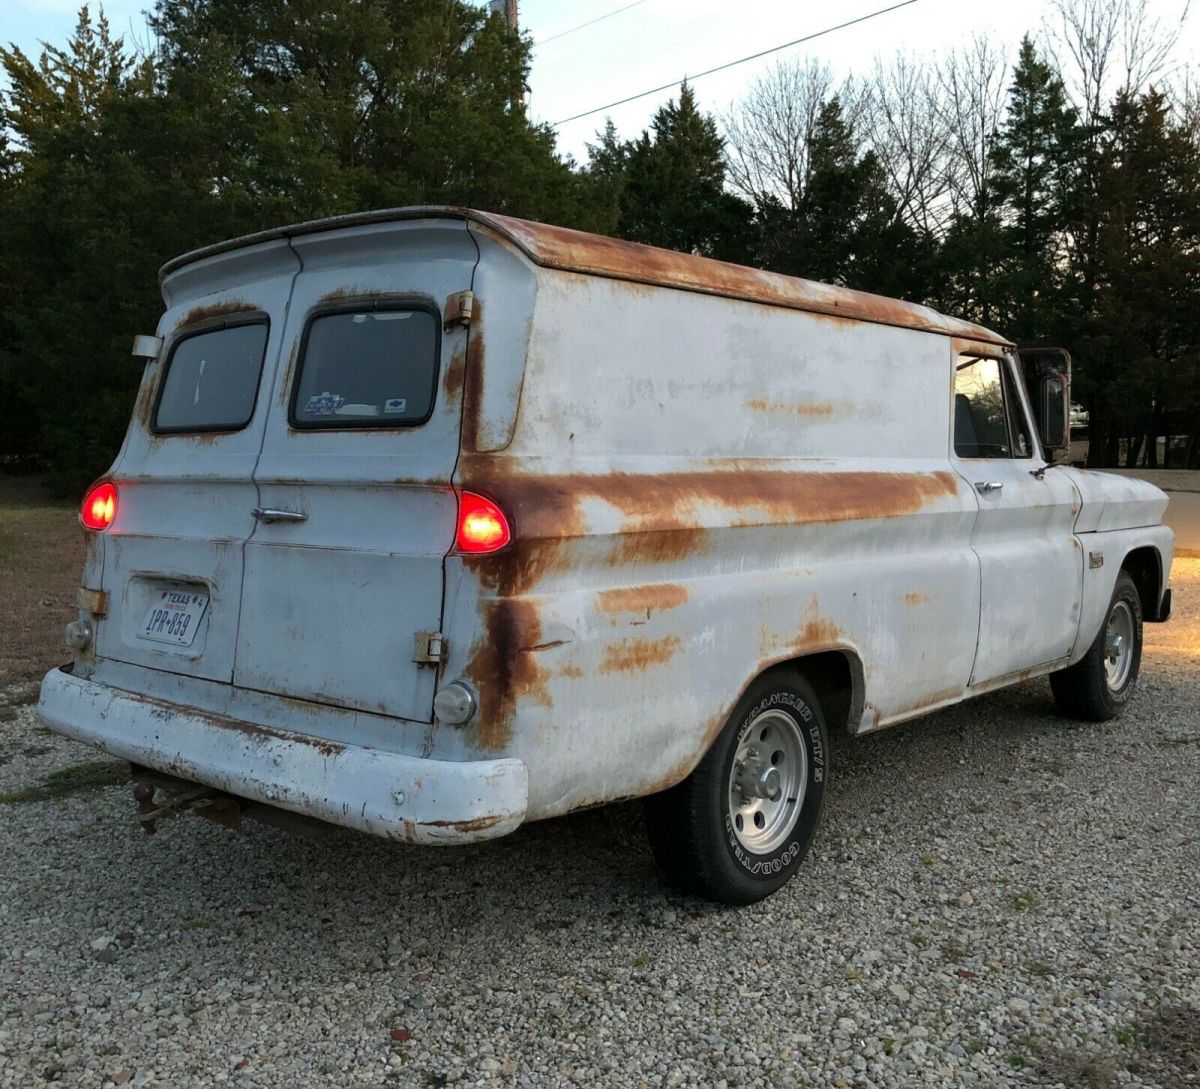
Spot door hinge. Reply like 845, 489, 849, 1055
444, 290, 474, 329
413, 631, 446, 666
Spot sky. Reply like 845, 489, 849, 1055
3, 0, 1197, 161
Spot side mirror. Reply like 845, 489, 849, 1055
1018, 347, 1072, 455
1039, 374, 1068, 451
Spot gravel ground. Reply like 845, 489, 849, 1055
1, 560, 1197, 1089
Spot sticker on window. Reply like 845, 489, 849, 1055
384, 398, 407, 414
305, 392, 345, 416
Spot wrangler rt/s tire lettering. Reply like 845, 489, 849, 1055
644, 670, 828, 905
1050, 569, 1143, 722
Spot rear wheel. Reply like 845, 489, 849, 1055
1050, 570, 1143, 722
644, 670, 828, 905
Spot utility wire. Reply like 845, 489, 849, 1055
552, 0, 920, 126
537, 0, 651, 46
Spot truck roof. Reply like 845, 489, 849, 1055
160, 206, 1011, 346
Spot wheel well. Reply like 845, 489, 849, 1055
1121, 546, 1162, 618
768, 650, 863, 733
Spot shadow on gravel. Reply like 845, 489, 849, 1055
63, 676, 1103, 955
0, 758, 126, 804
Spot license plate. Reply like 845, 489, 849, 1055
138, 587, 209, 648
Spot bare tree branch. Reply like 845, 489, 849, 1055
861, 53, 953, 234
722, 58, 860, 212
936, 35, 1009, 220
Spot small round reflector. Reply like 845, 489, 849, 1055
81, 482, 118, 531
456, 491, 511, 554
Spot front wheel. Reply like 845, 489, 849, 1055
644, 670, 828, 905
1050, 570, 1143, 722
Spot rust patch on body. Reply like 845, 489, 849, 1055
276, 342, 298, 406
317, 286, 386, 304
882, 685, 965, 721
457, 461, 961, 597
596, 583, 689, 615
607, 527, 710, 568
484, 212, 1008, 344
179, 300, 254, 328
443, 339, 466, 401
600, 635, 681, 674
759, 598, 846, 662
460, 461, 961, 542
904, 591, 929, 607
747, 398, 835, 418
460, 298, 485, 452
798, 615, 841, 647
426, 814, 503, 834
133, 375, 157, 426
463, 598, 551, 751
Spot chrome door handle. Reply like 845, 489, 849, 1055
974, 481, 1004, 494
252, 507, 307, 524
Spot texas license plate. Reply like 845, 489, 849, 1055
139, 587, 209, 647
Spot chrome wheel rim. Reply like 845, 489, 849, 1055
1104, 600, 1135, 692
728, 709, 807, 855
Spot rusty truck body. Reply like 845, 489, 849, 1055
38, 208, 1175, 903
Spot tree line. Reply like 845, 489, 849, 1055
2, 0, 1197, 493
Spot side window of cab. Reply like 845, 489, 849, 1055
953, 355, 1034, 459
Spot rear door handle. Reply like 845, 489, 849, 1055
252, 507, 307, 524
974, 481, 1004, 494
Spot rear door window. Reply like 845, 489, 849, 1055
154, 321, 269, 432
290, 305, 440, 428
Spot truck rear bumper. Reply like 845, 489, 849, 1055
37, 667, 528, 844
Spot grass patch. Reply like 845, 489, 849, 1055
0, 475, 82, 687
1036, 1046, 1119, 1089
0, 759, 126, 804
942, 937, 971, 961
1138, 1004, 1200, 1081
1007, 889, 1042, 911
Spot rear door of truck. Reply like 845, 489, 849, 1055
232, 219, 477, 723
94, 240, 300, 684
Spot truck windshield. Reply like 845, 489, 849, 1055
154, 322, 269, 432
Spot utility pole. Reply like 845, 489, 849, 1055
489, 0, 518, 30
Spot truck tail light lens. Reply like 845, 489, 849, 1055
456, 491, 511, 554
81, 482, 118, 531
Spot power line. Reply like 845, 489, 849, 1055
537, 0, 651, 46
551, 0, 920, 127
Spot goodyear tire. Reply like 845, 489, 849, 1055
644, 669, 827, 905
1050, 570, 1143, 722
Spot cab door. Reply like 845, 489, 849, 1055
949, 344, 1083, 687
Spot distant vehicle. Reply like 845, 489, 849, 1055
1070, 402, 1090, 432
39, 209, 1175, 904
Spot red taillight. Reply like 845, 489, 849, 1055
80, 482, 118, 531
456, 491, 511, 554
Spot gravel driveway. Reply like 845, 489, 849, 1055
2, 561, 1197, 1089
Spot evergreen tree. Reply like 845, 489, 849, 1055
1078, 90, 1200, 467
0, 8, 160, 488
988, 37, 1081, 341
755, 97, 925, 297
148, 0, 593, 227
582, 119, 627, 237
613, 84, 753, 260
